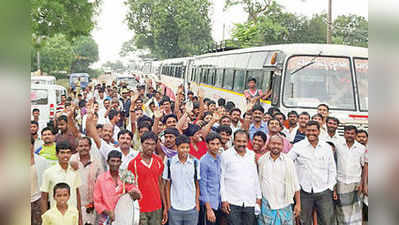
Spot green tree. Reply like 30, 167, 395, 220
332, 14, 368, 47
32, 0, 100, 40
39, 34, 74, 74
224, 0, 274, 23
125, 0, 213, 59
71, 36, 99, 73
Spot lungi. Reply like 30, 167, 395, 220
336, 182, 362, 225
258, 197, 294, 225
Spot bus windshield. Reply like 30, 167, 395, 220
31, 89, 48, 105
283, 56, 355, 110
354, 58, 368, 111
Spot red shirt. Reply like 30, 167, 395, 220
189, 141, 208, 159
128, 153, 164, 212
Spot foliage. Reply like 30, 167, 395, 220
231, 3, 368, 48
39, 34, 74, 74
225, 0, 274, 23
32, 0, 100, 40
71, 36, 99, 73
332, 14, 368, 47
125, 0, 213, 59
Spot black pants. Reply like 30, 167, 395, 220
300, 190, 335, 225
198, 205, 224, 225
227, 204, 255, 225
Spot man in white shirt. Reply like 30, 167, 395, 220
115, 129, 139, 170
257, 135, 301, 225
288, 120, 337, 225
220, 130, 261, 225
324, 116, 344, 145
335, 126, 366, 225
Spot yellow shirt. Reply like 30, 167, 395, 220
40, 163, 81, 209
42, 206, 78, 225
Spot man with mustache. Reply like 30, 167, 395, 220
220, 130, 261, 225
335, 126, 367, 225
257, 135, 301, 225
114, 129, 139, 170
289, 112, 310, 144
325, 116, 344, 145
244, 105, 268, 141
288, 121, 337, 225
265, 118, 292, 153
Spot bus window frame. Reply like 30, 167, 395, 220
281, 54, 357, 111
353, 57, 368, 112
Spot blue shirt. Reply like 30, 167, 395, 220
162, 155, 200, 211
199, 152, 221, 210
249, 122, 269, 140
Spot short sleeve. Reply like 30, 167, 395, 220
74, 171, 81, 188
162, 159, 170, 180
41, 212, 51, 225
195, 159, 201, 180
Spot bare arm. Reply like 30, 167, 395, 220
86, 111, 101, 149
40, 192, 49, 215
165, 180, 171, 210
77, 188, 83, 225
152, 107, 163, 135
199, 113, 220, 138
176, 112, 189, 134
129, 95, 138, 134
159, 176, 168, 224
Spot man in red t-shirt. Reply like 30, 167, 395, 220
128, 132, 168, 225
184, 124, 208, 160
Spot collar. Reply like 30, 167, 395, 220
266, 152, 284, 161
55, 162, 71, 172
172, 155, 194, 164
205, 152, 220, 161
250, 121, 266, 129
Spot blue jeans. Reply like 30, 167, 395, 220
168, 207, 199, 225
227, 204, 255, 225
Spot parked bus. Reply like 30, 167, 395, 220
69, 73, 90, 90
115, 74, 138, 89
31, 84, 67, 129
150, 44, 368, 134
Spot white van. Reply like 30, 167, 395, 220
31, 76, 56, 85
31, 84, 67, 129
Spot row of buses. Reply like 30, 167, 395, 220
139, 44, 368, 134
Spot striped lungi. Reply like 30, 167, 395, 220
258, 197, 294, 225
335, 182, 363, 225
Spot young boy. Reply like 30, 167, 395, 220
163, 135, 200, 225
42, 183, 79, 225
40, 141, 82, 224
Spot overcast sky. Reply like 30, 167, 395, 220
91, 0, 368, 67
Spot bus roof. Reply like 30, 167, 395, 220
31, 84, 66, 90
31, 76, 56, 81
196, 43, 368, 59
70, 73, 89, 77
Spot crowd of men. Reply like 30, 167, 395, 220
30, 76, 368, 225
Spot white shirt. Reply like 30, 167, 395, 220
288, 138, 337, 193
258, 153, 300, 210
321, 132, 344, 146
117, 147, 139, 170
220, 147, 261, 207
288, 126, 299, 143
335, 141, 366, 184
113, 125, 121, 142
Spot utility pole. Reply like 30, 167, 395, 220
327, 0, 332, 44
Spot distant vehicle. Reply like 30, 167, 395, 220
31, 76, 56, 85
115, 74, 138, 89
69, 73, 90, 90
31, 84, 67, 129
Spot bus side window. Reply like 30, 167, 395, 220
215, 69, 224, 88
233, 70, 246, 92
271, 74, 281, 106
223, 69, 234, 90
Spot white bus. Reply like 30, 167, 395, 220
152, 44, 368, 134
115, 74, 138, 89
31, 84, 67, 129
31, 76, 56, 85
